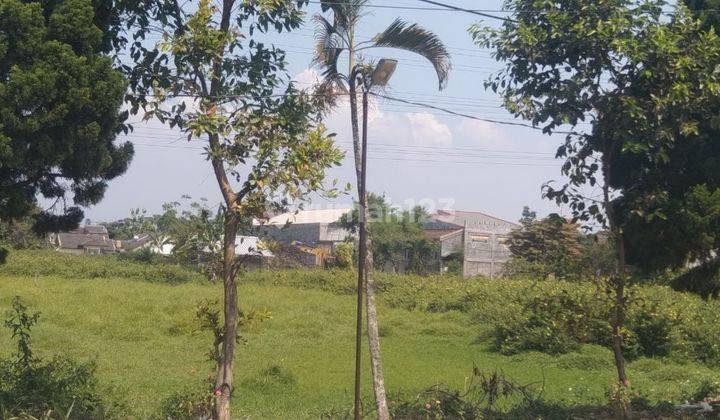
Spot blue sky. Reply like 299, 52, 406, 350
85, 1, 571, 224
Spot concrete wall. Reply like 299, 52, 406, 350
439, 231, 464, 258
462, 229, 511, 278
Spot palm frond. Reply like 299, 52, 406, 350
371, 18, 452, 90
312, 14, 347, 90
320, 0, 368, 29
312, 14, 343, 66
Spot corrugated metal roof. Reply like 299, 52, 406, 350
432, 210, 520, 234
258, 208, 352, 225
57, 232, 115, 250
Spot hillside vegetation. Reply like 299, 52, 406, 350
0, 251, 719, 418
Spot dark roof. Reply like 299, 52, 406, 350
57, 226, 115, 251
71, 225, 109, 235
120, 235, 153, 252
432, 210, 520, 234
424, 228, 463, 240
421, 219, 463, 230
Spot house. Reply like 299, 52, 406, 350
423, 210, 520, 278
50, 225, 118, 254
120, 234, 154, 253
253, 208, 353, 266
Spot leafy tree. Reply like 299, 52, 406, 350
685, 0, 720, 30
605, 0, 720, 293
473, 0, 720, 395
506, 214, 584, 280
0, 210, 46, 251
341, 194, 437, 274
0, 0, 133, 261
518, 206, 537, 227
122, 1, 343, 417
506, 211, 615, 281
313, 2, 451, 416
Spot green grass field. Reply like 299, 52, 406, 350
0, 253, 718, 418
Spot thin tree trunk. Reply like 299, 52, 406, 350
600, 147, 629, 389
348, 59, 390, 418
214, 213, 239, 420
208, 1, 238, 418
361, 90, 389, 420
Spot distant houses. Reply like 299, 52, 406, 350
256, 207, 519, 277
422, 210, 520, 278
49, 225, 118, 254
254, 208, 353, 266
49, 206, 519, 278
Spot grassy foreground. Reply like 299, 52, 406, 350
0, 252, 718, 418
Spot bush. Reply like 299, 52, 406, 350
491, 289, 606, 355
328, 241, 354, 269
0, 297, 128, 419
158, 384, 214, 420
671, 259, 720, 299
389, 387, 478, 419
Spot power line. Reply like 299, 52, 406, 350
130, 142, 558, 167
372, 92, 573, 133
128, 126, 555, 156
414, 0, 515, 22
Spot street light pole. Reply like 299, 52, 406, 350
353, 59, 398, 420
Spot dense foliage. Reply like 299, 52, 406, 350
340, 194, 438, 274
0, 0, 133, 245
505, 208, 615, 280
473, 0, 720, 391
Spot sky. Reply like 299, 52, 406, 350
84, 0, 572, 224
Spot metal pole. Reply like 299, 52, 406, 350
353, 87, 370, 420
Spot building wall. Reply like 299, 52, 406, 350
462, 229, 511, 278
439, 231, 464, 257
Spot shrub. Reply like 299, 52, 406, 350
157, 384, 214, 420
671, 259, 720, 299
389, 386, 478, 419
491, 289, 607, 355
0, 297, 128, 419
328, 241, 354, 269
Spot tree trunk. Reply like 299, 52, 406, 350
207, 0, 238, 416
348, 68, 390, 419
600, 148, 629, 389
214, 212, 239, 420
361, 90, 390, 420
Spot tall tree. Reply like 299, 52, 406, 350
123, 0, 343, 417
313, 2, 451, 417
0, 0, 133, 261
604, 0, 720, 290
473, 0, 720, 400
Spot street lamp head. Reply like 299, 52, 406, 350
370, 59, 398, 88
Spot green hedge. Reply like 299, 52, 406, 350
0, 250, 204, 284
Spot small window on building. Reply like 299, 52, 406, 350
470, 234, 490, 244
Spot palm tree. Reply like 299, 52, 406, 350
313, 2, 451, 418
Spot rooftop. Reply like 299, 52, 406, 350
257, 208, 352, 226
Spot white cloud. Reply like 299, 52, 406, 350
455, 118, 557, 154
294, 68, 321, 88
456, 119, 510, 146
406, 113, 453, 146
